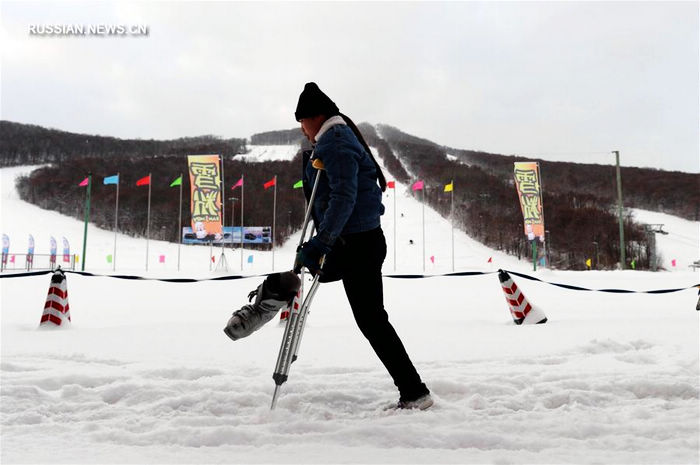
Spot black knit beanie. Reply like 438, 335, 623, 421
295, 82, 339, 121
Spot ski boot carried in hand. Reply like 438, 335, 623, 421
223, 271, 301, 341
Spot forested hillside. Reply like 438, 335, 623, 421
365, 124, 697, 270
0, 121, 247, 166
4, 120, 696, 270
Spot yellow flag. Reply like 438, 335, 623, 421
444, 182, 453, 192
585, 258, 592, 268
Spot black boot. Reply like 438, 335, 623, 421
223, 272, 301, 341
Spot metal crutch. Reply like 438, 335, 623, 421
270, 167, 324, 409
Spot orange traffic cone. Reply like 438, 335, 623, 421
498, 270, 547, 325
39, 268, 71, 327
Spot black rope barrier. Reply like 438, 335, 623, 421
0, 267, 697, 294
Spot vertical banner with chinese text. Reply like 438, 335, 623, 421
513, 162, 545, 240
187, 155, 223, 239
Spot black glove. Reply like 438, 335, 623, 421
293, 236, 331, 275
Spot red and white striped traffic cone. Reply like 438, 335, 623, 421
39, 268, 71, 327
498, 270, 547, 325
279, 289, 301, 323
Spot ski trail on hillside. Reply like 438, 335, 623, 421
374, 124, 418, 180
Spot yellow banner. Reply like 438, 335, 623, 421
187, 154, 223, 239
513, 162, 545, 239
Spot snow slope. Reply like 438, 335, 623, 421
236, 145, 300, 163
631, 208, 699, 270
1, 165, 698, 464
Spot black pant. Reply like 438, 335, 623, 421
322, 227, 429, 401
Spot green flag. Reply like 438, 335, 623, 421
630, 259, 636, 270
170, 176, 182, 187
106, 254, 112, 263
293, 180, 303, 189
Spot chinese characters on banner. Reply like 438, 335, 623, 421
187, 154, 223, 240
513, 162, 546, 240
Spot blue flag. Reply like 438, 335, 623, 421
103, 174, 119, 185
247, 255, 253, 264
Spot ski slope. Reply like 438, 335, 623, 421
236, 145, 300, 163
1, 165, 698, 464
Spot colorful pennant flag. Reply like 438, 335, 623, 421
232, 177, 243, 189
539, 257, 546, 266
630, 259, 636, 270
103, 174, 119, 185
671, 259, 677, 267
412, 180, 424, 191
247, 255, 254, 263
387, 181, 396, 189
263, 178, 276, 189
487, 257, 492, 263
430, 255, 435, 264
293, 180, 303, 189
170, 176, 182, 187
585, 258, 592, 268
9, 255, 15, 263
159, 254, 165, 263
444, 182, 453, 192
78, 177, 89, 187
136, 175, 151, 186
106, 254, 113, 263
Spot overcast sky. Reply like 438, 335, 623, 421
2, 1, 698, 172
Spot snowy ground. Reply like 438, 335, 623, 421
1, 165, 698, 464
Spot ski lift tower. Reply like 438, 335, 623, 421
644, 224, 668, 271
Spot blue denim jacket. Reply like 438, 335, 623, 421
303, 124, 385, 247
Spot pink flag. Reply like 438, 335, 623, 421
671, 259, 676, 267
159, 255, 165, 263
78, 177, 89, 187
430, 255, 435, 264
232, 178, 243, 189
412, 180, 424, 191
487, 257, 493, 263
9, 255, 15, 263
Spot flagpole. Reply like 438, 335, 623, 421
177, 172, 183, 272
422, 186, 425, 273
451, 179, 454, 272
393, 183, 397, 271
240, 173, 244, 271
81, 173, 92, 271
145, 173, 151, 271
113, 173, 119, 271
220, 155, 225, 257
272, 175, 277, 271
217, 155, 228, 271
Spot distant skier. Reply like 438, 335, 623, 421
292, 82, 432, 410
